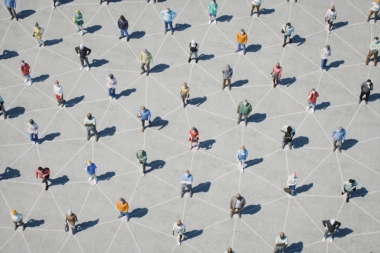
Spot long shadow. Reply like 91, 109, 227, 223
65, 95, 84, 108
287, 241, 303, 252
334, 228, 353, 238
327, 60, 344, 70
369, 93, 380, 102
292, 35, 306, 46
76, 219, 99, 233
40, 132, 60, 143
6, 106, 25, 118
49, 175, 69, 186
184, 229, 203, 240
351, 187, 368, 198
117, 88, 136, 99
98, 126, 116, 137
341, 139, 358, 150
241, 204, 261, 215
0, 167, 20, 180
246, 44, 262, 53
18, 9, 35, 19
33, 74, 49, 83
295, 183, 313, 194
192, 182, 211, 193
85, 25, 102, 34
198, 54, 214, 61
188, 96, 207, 107
233, 79, 248, 87
280, 76, 296, 87
150, 64, 170, 73
0, 50, 18, 60
217, 15, 233, 22
292, 136, 309, 149
45, 38, 63, 47
151, 116, 168, 130
260, 8, 275, 15
146, 160, 165, 173
97, 171, 115, 181
175, 23, 191, 31
248, 113, 266, 123
200, 139, 215, 150
315, 101, 330, 111
245, 158, 263, 169
26, 219, 44, 228
91, 59, 109, 68
59, 0, 74, 3
130, 31, 145, 39
130, 208, 148, 218
333, 21, 348, 30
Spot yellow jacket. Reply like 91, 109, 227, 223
140, 51, 153, 64
33, 27, 43, 40
236, 32, 248, 44
116, 200, 129, 212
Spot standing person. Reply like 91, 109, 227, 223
27, 119, 39, 145
10, 210, 25, 231
230, 193, 246, 218
35, 167, 50, 191
250, 0, 261, 17
273, 232, 288, 253
270, 62, 282, 88
224, 247, 235, 253
118, 15, 130, 42
54, 81, 65, 107
137, 106, 152, 132
85, 160, 98, 184
84, 113, 99, 141
188, 127, 199, 150
281, 22, 294, 48
172, 220, 186, 246
65, 209, 78, 235
161, 8, 177, 35
367, 0, 380, 23
306, 88, 319, 114
342, 179, 358, 203
100, 0, 109, 5
19, 60, 32, 86
281, 125, 296, 150
366, 37, 380, 66
180, 82, 190, 108
222, 64, 233, 90
33, 22, 45, 47
207, 0, 218, 24
0, 95, 7, 119
75, 44, 92, 71
320, 45, 331, 71
284, 172, 297, 195
236, 146, 248, 173
359, 79, 374, 105
140, 49, 153, 76
5, 0, 18, 20
237, 99, 252, 126
136, 150, 147, 176
106, 74, 117, 100
235, 29, 248, 55
52, 0, 59, 9
180, 170, 193, 198
325, 5, 337, 34
322, 219, 341, 242
73, 10, 85, 35
331, 126, 346, 153
188, 40, 199, 63
116, 198, 130, 221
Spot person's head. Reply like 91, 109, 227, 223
177, 219, 181, 226
191, 40, 196, 46
225, 64, 230, 70
38, 167, 43, 171
326, 45, 330, 50
311, 88, 316, 94
109, 74, 114, 79
338, 126, 343, 132
76, 10, 81, 14
280, 232, 285, 239
185, 170, 190, 176
143, 49, 148, 54
240, 29, 245, 35
241, 145, 245, 150
286, 22, 291, 27
87, 160, 91, 165
375, 37, 379, 42
349, 179, 355, 184
330, 218, 336, 225
21, 60, 25, 66
287, 126, 292, 133
367, 79, 371, 85
35, 22, 39, 27
138, 150, 143, 155
87, 113, 92, 119
167, 8, 170, 12
119, 198, 125, 204
120, 15, 126, 21
331, 5, 335, 11
55, 80, 59, 86
292, 171, 297, 177
191, 127, 197, 132
68, 209, 72, 216
213, 0, 216, 3
243, 99, 248, 105
182, 82, 188, 88
227, 247, 232, 253
140, 106, 145, 111
11, 210, 17, 215
276, 62, 281, 68
80, 44, 85, 50
29, 119, 34, 125
377, 0, 380, 3
236, 193, 241, 199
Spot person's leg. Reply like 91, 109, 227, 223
142, 162, 146, 174
141, 63, 146, 73
181, 184, 185, 197
328, 20, 333, 30
283, 35, 287, 44
108, 88, 112, 98
227, 79, 231, 90
84, 57, 90, 68
189, 52, 193, 62
237, 43, 241, 52
374, 51, 378, 66
169, 21, 173, 33
222, 78, 226, 89
230, 208, 236, 218
80, 57, 85, 68
242, 44, 246, 54
1, 103, 7, 119
19, 220, 25, 230
92, 126, 99, 141
179, 234, 183, 242
119, 29, 124, 38
125, 30, 130, 39
282, 140, 286, 149
257, 5, 260, 16
7, 7, 15, 18
368, 10, 375, 22
188, 184, 193, 197
164, 21, 168, 33
237, 113, 242, 124
146, 62, 150, 75
288, 140, 292, 150
87, 128, 90, 140
10, 8, 17, 19
237, 208, 241, 218
244, 115, 248, 126
125, 212, 130, 221
141, 119, 145, 132
194, 52, 198, 63
366, 50, 374, 65
365, 92, 370, 103
337, 140, 342, 152
111, 88, 116, 98
250, 4, 254, 15
181, 94, 186, 106
359, 91, 365, 102
333, 140, 337, 151
375, 11, 379, 22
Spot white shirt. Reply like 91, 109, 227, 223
371, 2, 380, 12
320, 48, 331, 59
54, 85, 63, 95
325, 9, 337, 20
235, 199, 242, 208
275, 236, 288, 249
11, 213, 23, 222
173, 223, 186, 234
252, 0, 261, 5
106, 77, 117, 89
287, 175, 297, 186
27, 122, 38, 134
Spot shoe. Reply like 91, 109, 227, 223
141, 127, 144, 132
110, 96, 113, 100
257, 13, 260, 17
118, 215, 122, 219
306, 106, 310, 110
311, 108, 314, 114
358, 99, 361, 104
367, 18, 370, 23
237, 121, 240, 125
87, 135, 90, 141
222, 85, 225, 90
230, 213, 233, 218
229, 86, 231, 91
250, 13, 253, 17
119, 36, 124, 39
171, 31, 174, 35
366, 60, 369, 65
338, 148, 341, 153
127, 38, 130, 42
14, 224, 17, 230
35, 142, 39, 145
146, 72, 149, 76
243, 51, 246, 55
94, 179, 98, 185
181, 193, 184, 198
322, 237, 326, 242
195, 59, 198, 63
333, 147, 336, 152
208, 20, 212, 24
127, 217, 130, 222
71, 227, 75, 235
96, 135, 99, 142
24, 79, 28, 83
45, 186, 49, 191
328, 30, 331, 34
142, 173, 145, 177
341, 191, 344, 195
365, 101, 368, 105
213, 20, 216, 24
87, 67, 90, 71
39, 43, 42, 47
164, 30, 167, 34
235, 49, 239, 53
289, 145, 292, 150
28, 81, 32, 86
23, 225, 25, 231
238, 214, 241, 218
346, 198, 349, 203
281, 144, 285, 149
88, 177, 92, 181
282, 43, 285, 48
190, 193, 193, 198
188, 58, 191, 63
4, 115, 7, 119
140, 70, 146, 74
80, 66, 84, 70
178, 242, 181, 246
375, 62, 377, 66
330, 238, 333, 243
52, 5, 55, 9
15, 17, 18, 21
11, 16, 14, 20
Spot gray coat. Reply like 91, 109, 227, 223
230, 196, 246, 209
222, 65, 233, 79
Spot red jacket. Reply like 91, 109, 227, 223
35, 168, 50, 179
188, 129, 199, 142
20, 64, 30, 75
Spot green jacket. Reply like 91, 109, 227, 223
136, 150, 147, 163
237, 102, 252, 115
74, 13, 84, 26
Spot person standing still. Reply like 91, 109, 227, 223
236, 29, 248, 55
236, 146, 248, 173
208, 0, 218, 24
85, 160, 98, 184
84, 113, 99, 141
140, 49, 153, 76
65, 209, 78, 234
325, 5, 337, 34
342, 179, 358, 203
35, 167, 50, 191
161, 8, 177, 35
368, 0, 380, 23
0, 95, 7, 119
285, 172, 297, 195
136, 150, 147, 176
222, 64, 233, 90
281, 22, 294, 48
320, 45, 331, 71
270, 62, 282, 88
306, 88, 319, 114
137, 106, 152, 132
106, 74, 117, 100
118, 15, 130, 42
366, 37, 380, 66
188, 127, 200, 150
322, 219, 341, 243
5, 0, 18, 20
180, 170, 193, 198
172, 220, 186, 246
359, 79, 373, 105
188, 40, 199, 63
19, 60, 32, 86
237, 99, 252, 126
52, 0, 59, 9
274, 232, 288, 253
11, 210, 25, 231
27, 119, 39, 145
75, 44, 92, 70
73, 10, 86, 35
250, 0, 261, 17
331, 126, 346, 153
54, 80, 65, 107
281, 125, 296, 150
180, 82, 190, 107
230, 193, 246, 218
33, 22, 45, 47
116, 198, 130, 221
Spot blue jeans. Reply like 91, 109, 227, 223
165, 21, 173, 31
289, 185, 296, 192
30, 133, 39, 142
119, 211, 129, 219
237, 43, 246, 52
108, 88, 116, 98
119, 29, 129, 38
321, 59, 328, 70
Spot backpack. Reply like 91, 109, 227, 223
189, 43, 197, 52
284, 132, 292, 142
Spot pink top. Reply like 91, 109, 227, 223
271, 66, 282, 76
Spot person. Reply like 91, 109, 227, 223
5, 0, 18, 20
281, 125, 296, 150
147, 0, 156, 3
136, 150, 147, 176
0, 95, 7, 119
140, 49, 153, 76
325, 5, 337, 34
161, 8, 177, 35
85, 160, 98, 184
366, 37, 380, 66
222, 64, 233, 90
75, 44, 92, 70
188, 127, 199, 150
250, 0, 261, 17
306, 88, 319, 114
11, 210, 25, 231
368, 0, 380, 23
180, 82, 190, 107
116, 198, 130, 221
320, 45, 331, 71
281, 22, 294, 48
342, 179, 358, 203
274, 232, 288, 253
230, 193, 246, 218
33, 22, 45, 47
73, 10, 85, 35
19, 60, 32, 86
35, 167, 50, 191
188, 40, 199, 63
237, 99, 252, 126
236, 146, 248, 173
65, 209, 78, 234
100, 0, 109, 5
236, 29, 248, 55
137, 106, 152, 132
118, 15, 130, 42
322, 219, 341, 243
331, 126, 346, 153
271, 62, 282, 88
208, 0, 218, 24
172, 220, 186, 246
286, 0, 297, 2
54, 81, 65, 107
106, 74, 117, 100
285, 172, 297, 195
84, 113, 99, 141
27, 119, 39, 145
180, 170, 193, 198
359, 79, 374, 105
224, 247, 235, 253
52, 0, 59, 9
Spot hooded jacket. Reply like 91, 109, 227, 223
222, 65, 233, 79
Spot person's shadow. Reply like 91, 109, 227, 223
286, 241, 303, 252
49, 175, 69, 186
248, 113, 266, 123
241, 204, 261, 215
315, 102, 330, 111
40, 132, 60, 143
295, 183, 313, 195
292, 136, 309, 149
199, 139, 215, 150
184, 229, 203, 240
327, 60, 344, 70
279, 77, 296, 87
350, 187, 368, 198
117, 88, 136, 99
6, 106, 25, 118
146, 160, 165, 173
65, 95, 84, 108
188, 96, 207, 107
341, 139, 358, 150
75, 219, 99, 233
26, 219, 44, 228
334, 228, 353, 238
291, 35, 306, 46
192, 182, 211, 193
98, 126, 116, 137
97, 171, 115, 181
130, 208, 148, 219
216, 15, 233, 22
0, 167, 21, 180
151, 117, 168, 130
245, 158, 263, 169
0, 50, 19, 60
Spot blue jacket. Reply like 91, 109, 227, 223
161, 10, 177, 22
332, 128, 346, 141
180, 174, 193, 185
5, 0, 16, 8
85, 163, 97, 175
236, 149, 248, 160
137, 108, 151, 121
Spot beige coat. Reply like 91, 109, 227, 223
65, 213, 78, 226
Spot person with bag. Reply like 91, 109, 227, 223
54, 81, 65, 107
73, 10, 85, 35
106, 74, 117, 100
306, 88, 319, 114
270, 62, 282, 88
118, 15, 130, 41
230, 193, 246, 218
322, 219, 341, 243
366, 37, 380, 66
188, 40, 199, 63
281, 125, 295, 150
281, 22, 294, 48
359, 79, 374, 105
27, 119, 39, 145
19, 60, 32, 86
237, 99, 252, 126
116, 198, 130, 221
33, 22, 45, 47
188, 127, 199, 150
35, 167, 50, 191
0, 95, 7, 119
137, 106, 152, 132
325, 5, 337, 34
235, 29, 248, 55
368, 0, 380, 23
180, 82, 190, 107
236, 146, 248, 173
222, 64, 233, 90
65, 209, 78, 234
136, 150, 147, 176
342, 179, 358, 203
284, 172, 297, 195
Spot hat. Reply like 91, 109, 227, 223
240, 29, 245, 33
330, 219, 335, 225
29, 119, 34, 124
35, 22, 39, 27
311, 88, 315, 91
79, 44, 84, 50
87, 160, 91, 164
11, 210, 17, 215
68, 209, 72, 215
109, 74, 114, 79
326, 45, 330, 50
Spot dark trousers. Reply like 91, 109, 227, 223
333, 139, 342, 151
139, 162, 146, 173
141, 62, 150, 74
165, 21, 173, 32
100, 0, 109, 4
359, 91, 370, 102
87, 126, 98, 137
284, 35, 291, 44
180, 93, 189, 105
282, 140, 292, 149
327, 20, 333, 30
237, 114, 248, 125
323, 230, 335, 239
80, 57, 90, 67
141, 119, 152, 128
7, 7, 17, 18
0, 103, 7, 118
42, 175, 50, 187
13, 221, 25, 226
181, 184, 192, 197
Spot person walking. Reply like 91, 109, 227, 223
140, 49, 153, 76
161, 8, 177, 35
33, 22, 45, 47
322, 219, 341, 243
320, 45, 331, 71
284, 172, 297, 195
270, 62, 282, 88
306, 88, 319, 114
100, 0, 109, 5
230, 193, 246, 218
237, 99, 252, 126
84, 113, 99, 141
325, 5, 337, 34
136, 150, 147, 176
236, 146, 248, 173
342, 179, 358, 203
180, 170, 193, 198
65, 209, 78, 235
19, 60, 32, 86
73, 10, 85, 35
5, 0, 18, 20
368, 0, 380, 23
27, 119, 39, 145
331, 126, 346, 153
116, 198, 130, 221
366, 37, 380, 66
208, 0, 218, 24
359, 79, 374, 105
106, 74, 117, 100
137, 106, 152, 132
11, 210, 25, 231
54, 81, 65, 107
281, 22, 294, 48
85, 160, 98, 184
188, 40, 199, 63
180, 82, 190, 107
118, 15, 130, 42
35, 167, 50, 191
222, 64, 233, 90
281, 125, 296, 150
273, 232, 288, 253
75, 44, 92, 71
0, 95, 7, 119
250, 0, 261, 17
188, 127, 200, 150
172, 220, 186, 246
235, 29, 248, 55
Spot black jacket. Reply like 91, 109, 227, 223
75, 46, 91, 58
118, 19, 128, 30
322, 220, 341, 232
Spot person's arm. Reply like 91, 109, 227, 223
34, 124, 39, 133
342, 183, 346, 192
75, 47, 79, 54
147, 111, 151, 121
335, 221, 341, 230
86, 48, 92, 56
125, 20, 129, 30
278, 67, 282, 79
370, 83, 374, 91
331, 129, 336, 138
172, 11, 177, 20
236, 33, 239, 42
342, 130, 346, 142
270, 66, 274, 74
161, 10, 165, 18
35, 169, 39, 179
230, 198, 233, 209
243, 34, 248, 44
172, 223, 175, 235
290, 27, 295, 38
74, 214, 78, 222
183, 224, 186, 233
241, 198, 246, 209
